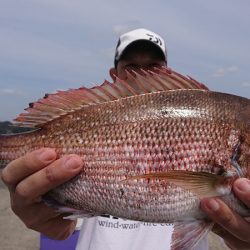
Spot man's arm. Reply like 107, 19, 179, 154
1, 148, 83, 240
201, 178, 250, 250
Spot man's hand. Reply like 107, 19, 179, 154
201, 178, 250, 250
1, 148, 83, 240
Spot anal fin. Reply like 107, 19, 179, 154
171, 220, 214, 250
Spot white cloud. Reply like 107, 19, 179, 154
242, 81, 250, 87
212, 68, 226, 77
212, 66, 239, 77
0, 88, 23, 95
227, 66, 239, 72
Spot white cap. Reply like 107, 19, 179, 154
114, 28, 167, 65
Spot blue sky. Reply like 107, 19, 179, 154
0, 0, 249, 121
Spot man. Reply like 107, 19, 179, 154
2, 28, 250, 250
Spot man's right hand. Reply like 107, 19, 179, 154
1, 148, 83, 240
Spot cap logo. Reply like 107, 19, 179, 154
146, 33, 162, 46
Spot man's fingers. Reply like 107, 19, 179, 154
0, 149, 81, 240
14, 154, 83, 203
212, 224, 250, 250
12, 201, 60, 226
201, 198, 250, 242
1, 148, 57, 189
14, 201, 77, 240
233, 178, 250, 207
38, 215, 77, 240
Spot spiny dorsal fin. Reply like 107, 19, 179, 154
14, 67, 208, 128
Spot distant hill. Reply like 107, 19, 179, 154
0, 121, 34, 134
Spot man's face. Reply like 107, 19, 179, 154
110, 52, 166, 80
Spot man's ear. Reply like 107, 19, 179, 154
109, 68, 117, 81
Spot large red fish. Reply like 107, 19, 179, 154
0, 68, 249, 249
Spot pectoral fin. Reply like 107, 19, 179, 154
124, 170, 232, 198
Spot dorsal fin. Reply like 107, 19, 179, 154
14, 67, 208, 128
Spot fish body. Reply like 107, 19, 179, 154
0, 68, 249, 249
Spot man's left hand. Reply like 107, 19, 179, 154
200, 178, 250, 250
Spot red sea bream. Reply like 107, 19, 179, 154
0, 68, 249, 249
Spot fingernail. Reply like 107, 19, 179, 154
235, 178, 250, 192
64, 156, 82, 170
204, 199, 220, 212
38, 148, 56, 162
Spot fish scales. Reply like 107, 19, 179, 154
1, 89, 249, 221
1, 90, 245, 168
1, 68, 250, 249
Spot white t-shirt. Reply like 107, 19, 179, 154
76, 216, 208, 250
